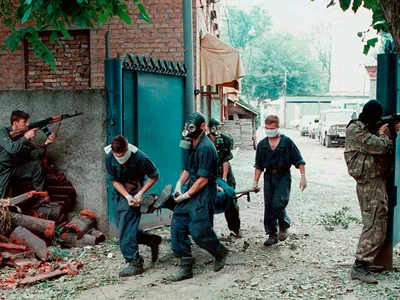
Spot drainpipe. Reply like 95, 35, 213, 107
183, 0, 194, 114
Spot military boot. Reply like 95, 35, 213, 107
366, 264, 385, 273
140, 194, 157, 214
214, 245, 229, 272
264, 233, 278, 246
148, 185, 173, 213
350, 260, 378, 284
119, 254, 144, 277
230, 229, 243, 238
278, 227, 289, 241
172, 257, 195, 281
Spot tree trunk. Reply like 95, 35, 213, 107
11, 213, 55, 239
10, 227, 48, 261
379, 1, 400, 51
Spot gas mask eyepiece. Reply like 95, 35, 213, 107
179, 112, 206, 149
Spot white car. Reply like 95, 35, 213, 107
308, 118, 320, 139
298, 115, 320, 136
289, 119, 300, 129
317, 109, 357, 147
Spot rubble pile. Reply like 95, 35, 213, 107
0, 172, 105, 287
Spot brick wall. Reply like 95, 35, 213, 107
90, 0, 187, 88
26, 31, 90, 89
0, 0, 221, 92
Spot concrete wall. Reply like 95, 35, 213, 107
0, 89, 108, 234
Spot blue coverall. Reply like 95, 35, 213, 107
171, 133, 225, 258
105, 149, 160, 262
254, 135, 305, 234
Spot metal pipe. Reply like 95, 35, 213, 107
183, 0, 194, 114
105, 31, 110, 59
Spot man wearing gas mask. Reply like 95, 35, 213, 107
172, 112, 229, 281
345, 99, 400, 284
104, 135, 164, 277
207, 118, 241, 238
253, 115, 307, 247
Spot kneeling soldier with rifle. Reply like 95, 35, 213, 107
0, 110, 57, 198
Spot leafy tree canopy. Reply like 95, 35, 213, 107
221, 7, 330, 101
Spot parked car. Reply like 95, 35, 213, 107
298, 115, 320, 136
308, 117, 320, 139
289, 119, 300, 129
316, 109, 357, 148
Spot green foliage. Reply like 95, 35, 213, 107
0, 0, 150, 69
319, 206, 360, 231
49, 245, 70, 259
221, 7, 330, 101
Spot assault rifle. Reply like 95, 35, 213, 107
376, 113, 400, 136
9, 111, 84, 140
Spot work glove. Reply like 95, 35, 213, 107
174, 192, 191, 203
253, 181, 260, 193
174, 181, 183, 198
132, 191, 143, 206
125, 195, 135, 206
300, 173, 307, 191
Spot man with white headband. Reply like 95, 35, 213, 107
253, 115, 307, 246
105, 135, 162, 277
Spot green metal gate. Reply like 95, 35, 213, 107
105, 55, 187, 234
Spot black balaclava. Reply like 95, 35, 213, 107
357, 99, 383, 130
179, 112, 206, 149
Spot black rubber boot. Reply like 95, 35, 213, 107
350, 259, 378, 284
264, 233, 279, 246
172, 257, 195, 281
119, 254, 144, 277
214, 245, 229, 272
148, 185, 173, 213
149, 235, 162, 263
140, 194, 157, 214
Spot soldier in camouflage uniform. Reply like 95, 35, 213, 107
207, 118, 241, 238
344, 99, 399, 284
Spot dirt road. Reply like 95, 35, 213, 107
3, 129, 399, 299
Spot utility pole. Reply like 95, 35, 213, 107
283, 70, 287, 128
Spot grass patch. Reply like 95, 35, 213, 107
319, 206, 359, 231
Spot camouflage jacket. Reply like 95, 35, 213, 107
344, 121, 392, 183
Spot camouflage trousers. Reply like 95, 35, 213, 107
355, 178, 388, 263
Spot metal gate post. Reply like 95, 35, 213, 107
104, 58, 123, 237
374, 41, 400, 270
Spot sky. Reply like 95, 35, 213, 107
222, 0, 376, 96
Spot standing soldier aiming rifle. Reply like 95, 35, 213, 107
345, 99, 400, 284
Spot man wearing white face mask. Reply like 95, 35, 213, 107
105, 135, 162, 277
253, 115, 307, 246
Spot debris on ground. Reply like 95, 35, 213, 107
0, 171, 105, 289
